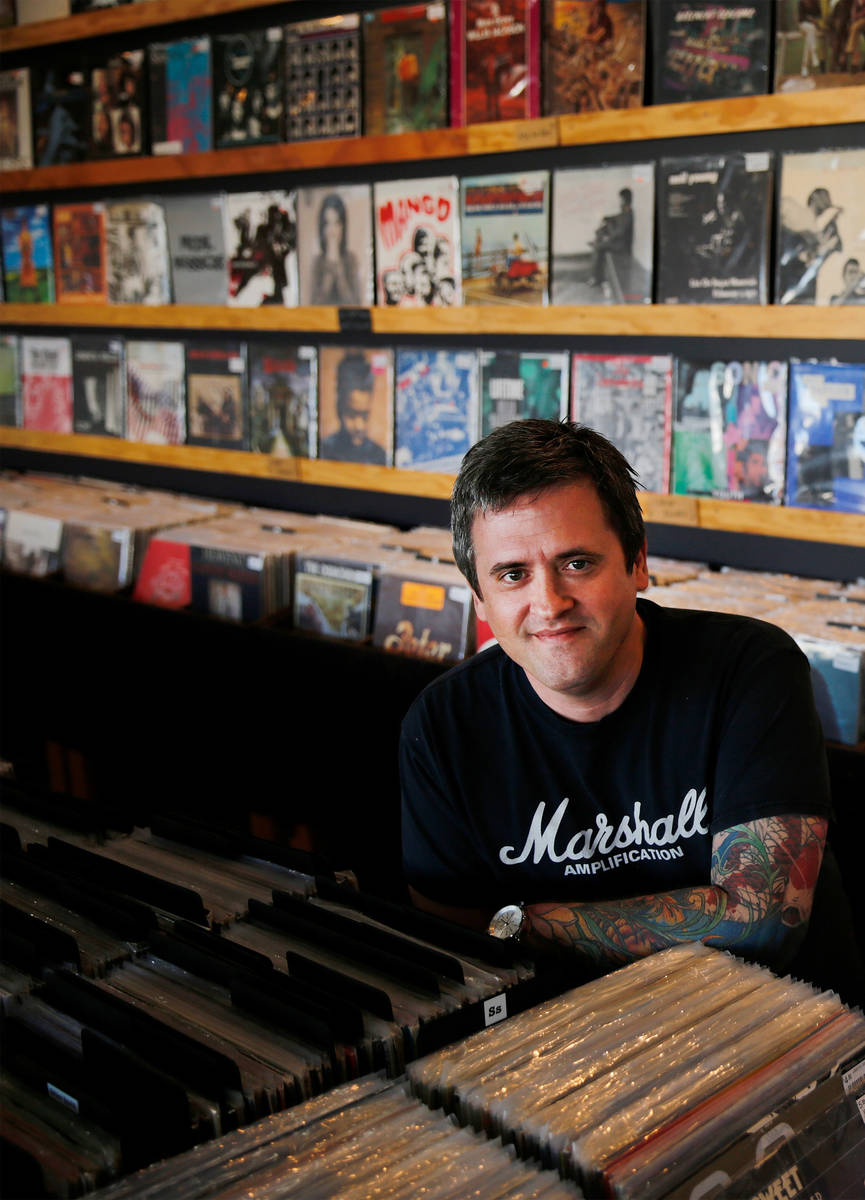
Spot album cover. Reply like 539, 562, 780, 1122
20, 335, 73, 433
672, 357, 788, 502
0, 204, 55, 303
296, 183, 374, 306
650, 0, 772, 103
776, 147, 865, 306
394, 347, 479, 472
185, 340, 248, 450
362, 3, 448, 135
318, 345, 393, 466
105, 199, 171, 305
550, 161, 653, 303
293, 552, 377, 641
125, 340, 186, 445
29, 63, 89, 166
90, 49, 147, 158
61, 522, 135, 593
774, 0, 865, 94
0, 334, 20, 427
371, 561, 473, 663
164, 192, 228, 306
786, 360, 865, 513
460, 169, 549, 305
15, 0, 69, 18
373, 175, 461, 306
149, 36, 212, 155
72, 335, 125, 437
0, 68, 32, 170
571, 353, 673, 493
224, 190, 298, 307
3, 510, 64, 578
213, 28, 284, 148
53, 202, 107, 304
450, 0, 541, 126
248, 343, 317, 457
656, 152, 774, 305
479, 348, 569, 436
543, 0, 645, 114
285, 14, 361, 142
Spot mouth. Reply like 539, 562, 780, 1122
532, 626, 585, 641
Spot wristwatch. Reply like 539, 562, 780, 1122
487, 902, 527, 941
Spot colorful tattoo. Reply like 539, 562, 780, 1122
527, 814, 827, 970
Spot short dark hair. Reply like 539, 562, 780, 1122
451, 419, 645, 596
336, 352, 372, 416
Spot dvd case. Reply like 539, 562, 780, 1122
460, 170, 549, 305
1, 204, 55, 303
224, 190, 298, 307
394, 347, 479, 472
164, 193, 228, 306
125, 340, 186, 445
571, 353, 673, 493
318, 345, 394, 466
213, 28, 285, 148
650, 0, 772, 103
450, 0, 541, 125
786, 359, 865, 513
149, 36, 212, 155
185, 340, 248, 450
479, 348, 569, 436
105, 200, 172, 305
543, 0, 645, 114
550, 161, 653, 304
374, 176, 461, 306
71, 335, 126, 437
0, 68, 32, 170
656, 152, 774, 305
53, 202, 107, 304
362, 3, 448, 135
672, 357, 788, 502
20, 335, 73, 434
296, 183, 374, 306
776, 147, 865, 306
284, 14, 361, 142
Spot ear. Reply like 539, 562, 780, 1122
472, 588, 487, 623
633, 539, 650, 591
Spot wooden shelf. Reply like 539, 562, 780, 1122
0, 0, 293, 51
3, 427, 864, 546
1, 88, 860, 195
3, 301, 864, 341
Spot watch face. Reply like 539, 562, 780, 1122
488, 903, 523, 940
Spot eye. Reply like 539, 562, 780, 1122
566, 558, 589, 571
499, 569, 524, 584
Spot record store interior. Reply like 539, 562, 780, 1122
1, 0, 864, 1196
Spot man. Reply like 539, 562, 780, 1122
320, 352, 386, 465
831, 256, 865, 303
400, 420, 860, 999
590, 188, 633, 288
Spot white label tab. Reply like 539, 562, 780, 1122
484, 993, 507, 1026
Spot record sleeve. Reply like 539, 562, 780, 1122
149, 36, 212, 156
185, 340, 248, 450
90, 49, 147, 158
0, 68, 32, 170
318, 345, 394, 466
774, 0, 865, 94
650, 0, 772, 103
543, 0, 645, 114
785, 359, 865, 513
213, 27, 285, 148
285, 14, 361, 142
125, 340, 186, 445
656, 152, 774, 305
394, 347, 479, 472
30, 63, 89, 166
671, 357, 788, 502
105, 199, 171, 305
479, 348, 569, 436
373, 175, 461, 306
571, 353, 673, 493
372, 561, 473, 663
1, 204, 55, 303
53, 202, 107, 304
449, 0, 541, 126
72, 335, 126, 437
776, 147, 865, 306
164, 193, 228, 306
292, 553, 377, 640
550, 161, 653, 304
20, 336, 73, 434
362, 3, 448, 135
3, 509, 64, 577
296, 183, 374, 306
224, 190, 298, 308
460, 170, 549, 305
248, 343, 317, 457
0, 334, 20, 427
15, 0, 69, 18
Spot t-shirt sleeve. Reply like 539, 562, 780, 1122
709, 631, 832, 833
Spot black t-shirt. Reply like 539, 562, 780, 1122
401, 599, 832, 908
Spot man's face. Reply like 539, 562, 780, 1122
843, 261, 861, 288
341, 388, 373, 445
744, 450, 767, 488
471, 480, 648, 720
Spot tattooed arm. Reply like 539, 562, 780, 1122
525, 814, 827, 973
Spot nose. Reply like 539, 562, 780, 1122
531, 569, 574, 620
